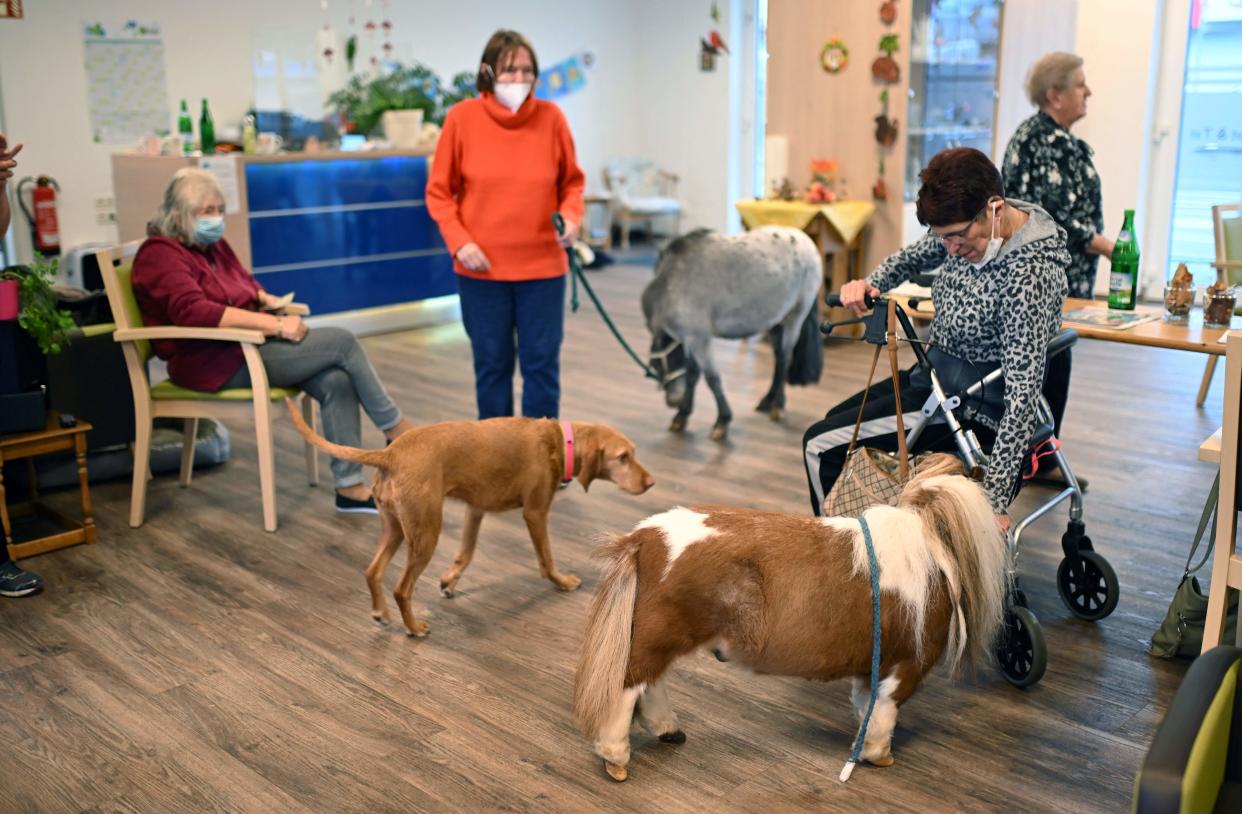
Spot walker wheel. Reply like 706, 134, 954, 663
996, 606, 1047, 688
1057, 550, 1119, 621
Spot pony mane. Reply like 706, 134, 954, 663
897, 471, 1007, 676
654, 229, 715, 270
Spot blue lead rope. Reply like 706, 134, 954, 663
840, 515, 882, 783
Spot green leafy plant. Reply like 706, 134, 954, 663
1, 256, 76, 354
327, 62, 478, 136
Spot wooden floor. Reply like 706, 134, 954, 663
0, 254, 1222, 813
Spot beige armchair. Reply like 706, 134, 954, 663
1197, 203, 1242, 407
97, 241, 318, 532
602, 159, 684, 250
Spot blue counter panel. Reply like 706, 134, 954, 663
246, 157, 429, 211
256, 254, 458, 316
244, 155, 453, 315
249, 206, 446, 269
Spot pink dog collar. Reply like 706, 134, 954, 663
560, 421, 575, 484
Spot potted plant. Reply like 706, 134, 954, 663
327, 62, 477, 137
1, 255, 76, 434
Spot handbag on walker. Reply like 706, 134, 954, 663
822, 300, 925, 518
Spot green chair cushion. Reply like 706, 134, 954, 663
151, 380, 301, 401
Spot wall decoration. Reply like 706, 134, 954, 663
711, 1, 720, 23
534, 53, 591, 101
873, 158, 889, 201
0, 1, 23, 20
874, 90, 898, 146
820, 38, 849, 74
880, 1, 897, 25
872, 34, 900, 82
700, 32, 728, 72
82, 20, 171, 143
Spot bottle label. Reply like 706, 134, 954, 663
1109, 273, 1132, 295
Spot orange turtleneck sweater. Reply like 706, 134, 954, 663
426, 93, 585, 282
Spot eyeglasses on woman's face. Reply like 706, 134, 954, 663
926, 197, 1000, 248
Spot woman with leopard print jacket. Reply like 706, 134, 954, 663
803, 148, 1070, 531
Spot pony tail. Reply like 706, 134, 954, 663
900, 472, 1007, 676
573, 533, 641, 738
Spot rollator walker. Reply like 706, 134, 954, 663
822, 291, 1119, 687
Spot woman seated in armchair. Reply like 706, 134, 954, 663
131, 168, 413, 514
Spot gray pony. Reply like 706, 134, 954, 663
642, 225, 823, 440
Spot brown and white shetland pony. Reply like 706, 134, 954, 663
572, 454, 1006, 782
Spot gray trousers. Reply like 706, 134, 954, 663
222, 326, 402, 488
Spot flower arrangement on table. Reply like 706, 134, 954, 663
806, 159, 839, 204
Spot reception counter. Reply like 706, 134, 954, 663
111, 150, 456, 325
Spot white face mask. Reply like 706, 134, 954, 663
970, 200, 1004, 269
494, 82, 531, 112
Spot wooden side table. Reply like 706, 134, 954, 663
0, 412, 96, 560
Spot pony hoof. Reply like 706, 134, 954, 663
668, 417, 687, 433
709, 425, 728, 441
869, 754, 895, 768
439, 580, 457, 598
372, 613, 389, 626
659, 730, 687, 744
554, 574, 582, 592
604, 761, 628, 782
712, 647, 730, 662
406, 622, 430, 638
768, 408, 783, 422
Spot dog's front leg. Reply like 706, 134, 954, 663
440, 504, 484, 598
522, 506, 580, 591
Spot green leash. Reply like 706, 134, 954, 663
552, 212, 660, 382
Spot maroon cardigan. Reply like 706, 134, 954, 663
131, 236, 266, 392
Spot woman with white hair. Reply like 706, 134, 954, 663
1000, 53, 1110, 484
131, 167, 413, 514
1003, 52, 1112, 298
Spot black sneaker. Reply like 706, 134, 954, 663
0, 561, 44, 598
335, 493, 379, 514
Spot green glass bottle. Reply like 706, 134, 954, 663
177, 99, 194, 156
199, 98, 215, 155
1107, 209, 1140, 311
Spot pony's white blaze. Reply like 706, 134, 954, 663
635, 508, 717, 579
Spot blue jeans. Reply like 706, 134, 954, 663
222, 326, 402, 488
457, 274, 565, 419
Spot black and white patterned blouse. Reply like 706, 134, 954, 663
1002, 111, 1104, 299
866, 201, 1070, 512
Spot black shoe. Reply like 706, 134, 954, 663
1029, 466, 1089, 493
335, 493, 379, 514
0, 561, 44, 598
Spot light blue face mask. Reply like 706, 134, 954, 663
194, 216, 225, 245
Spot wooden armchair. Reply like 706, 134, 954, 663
602, 159, 684, 250
97, 242, 318, 533
1197, 204, 1242, 406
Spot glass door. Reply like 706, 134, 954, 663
1166, 0, 1242, 287
905, 0, 1003, 201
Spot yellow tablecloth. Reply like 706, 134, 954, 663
735, 199, 876, 246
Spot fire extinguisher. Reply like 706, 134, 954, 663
16, 175, 61, 256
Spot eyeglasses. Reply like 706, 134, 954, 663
927, 198, 999, 247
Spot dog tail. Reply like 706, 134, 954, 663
900, 470, 1007, 676
285, 398, 391, 470
573, 532, 641, 739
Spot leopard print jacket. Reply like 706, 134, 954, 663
1002, 112, 1104, 299
867, 201, 1070, 512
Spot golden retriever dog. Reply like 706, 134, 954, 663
288, 402, 654, 637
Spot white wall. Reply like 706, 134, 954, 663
1073, 0, 1164, 293
0, 0, 734, 262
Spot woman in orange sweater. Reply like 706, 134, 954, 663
426, 29, 585, 420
